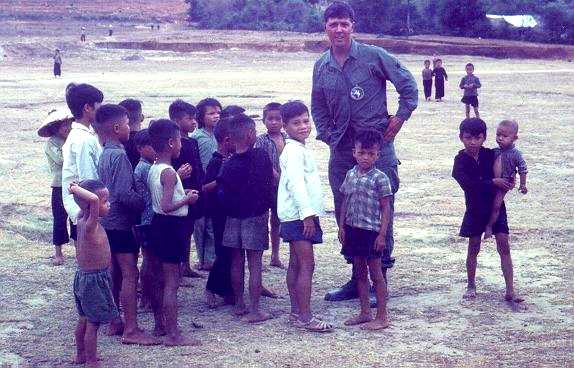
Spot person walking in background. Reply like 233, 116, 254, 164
432, 58, 448, 101
53, 49, 62, 78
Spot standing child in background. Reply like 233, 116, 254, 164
191, 98, 222, 271
338, 130, 392, 330
147, 119, 201, 346
81, 26, 86, 42
119, 99, 145, 170
278, 101, 333, 332
169, 100, 205, 277
53, 49, 62, 78
218, 113, 275, 323
422, 60, 433, 101
254, 102, 286, 268
94, 104, 156, 345
484, 120, 528, 239
38, 108, 73, 265
459, 63, 482, 119
432, 59, 448, 102
69, 180, 118, 368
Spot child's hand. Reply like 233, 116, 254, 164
338, 227, 345, 245
493, 178, 514, 191
374, 234, 386, 252
302, 216, 316, 238
69, 181, 79, 192
185, 189, 199, 204
177, 164, 192, 179
519, 185, 528, 194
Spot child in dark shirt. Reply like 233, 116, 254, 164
432, 58, 448, 101
119, 99, 144, 170
452, 118, 524, 304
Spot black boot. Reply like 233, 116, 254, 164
324, 278, 358, 301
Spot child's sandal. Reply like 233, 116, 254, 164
295, 317, 334, 333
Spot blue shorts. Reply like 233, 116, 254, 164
280, 217, 323, 245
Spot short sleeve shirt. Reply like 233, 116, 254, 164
340, 166, 393, 232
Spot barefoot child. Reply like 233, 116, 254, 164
452, 118, 523, 303
218, 113, 275, 323
422, 60, 433, 101
254, 102, 287, 268
338, 129, 391, 330
148, 119, 201, 346
459, 63, 481, 119
69, 180, 118, 368
484, 120, 528, 239
278, 101, 333, 332
119, 98, 145, 169
38, 108, 73, 265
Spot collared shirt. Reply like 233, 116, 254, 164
190, 128, 218, 172
45, 136, 65, 187
459, 75, 481, 96
62, 122, 102, 223
134, 158, 154, 225
97, 141, 144, 230
311, 39, 418, 166
254, 132, 287, 176
277, 139, 324, 222
422, 68, 433, 81
340, 166, 393, 232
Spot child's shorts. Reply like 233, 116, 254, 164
461, 95, 479, 107
73, 268, 119, 324
223, 213, 269, 251
132, 224, 151, 250
280, 217, 323, 245
459, 202, 509, 238
342, 225, 382, 260
150, 214, 189, 263
105, 229, 139, 254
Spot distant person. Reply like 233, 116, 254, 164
69, 180, 118, 368
118, 98, 145, 169
422, 59, 433, 101
484, 120, 528, 239
38, 108, 73, 265
81, 26, 86, 42
108, 24, 113, 37
53, 49, 62, 78
459, 62, 481, 118
452, 118, 524, 304
432, 58, 448, 101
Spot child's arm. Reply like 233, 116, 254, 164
113, 155, 144, 212
516, 152, 528, 194
374, 196, 391, 252
443, 68, 448, 81
452, 155, 513, 192
474, 76, 481, 89
519, 172, 528, 194
337, 196, 348, 245
69, 183, 100, 232
159, 168, 198, 213
283, 149, 316, 236
459, 77, 466, 90
202, 180, 217, 193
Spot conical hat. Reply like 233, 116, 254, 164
37, 108, 74, 137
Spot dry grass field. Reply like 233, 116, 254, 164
0, 20, 573, 368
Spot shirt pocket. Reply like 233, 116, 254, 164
321, 68, 343, 104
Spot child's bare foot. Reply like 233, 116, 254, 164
344, 314, 373, 326
233, 303, 248, 316
270, 259, 285, 269
483, 226, 493, 239
107, 320, 124, 336
463, 287, 477, 300
261, 286, 278, 299
52, 255, 65, 266
121, 329, 160, 345
505, 293, 525, 303
204, 290, 218, 309
361, 318, 390, 331
164, 333, 202, 346
245, 311, 274, 324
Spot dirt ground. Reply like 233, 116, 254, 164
0, 20, 573, 368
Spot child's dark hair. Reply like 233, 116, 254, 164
196, 98, 222, 128
355, 129, 382, 149
324, 1, 355, 22
263, 102, 282, 121
228, 113, 255, 142
148, 119, 180, 153
65, 83, 104, 119
93, 104, 128, 134
221, 105, 245, 119
459, 118, 487, 137
118, 99, 143, 126
280, 100, 309, 124
466, 63, 474, 69
424, 59, 430, 64
214, 117, 231, 143
168, 99, 197, 122
73, 179, 106, 210
133, 128, 151, 148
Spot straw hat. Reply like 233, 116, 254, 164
37, 108, 74, 137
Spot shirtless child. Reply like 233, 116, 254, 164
69, 180, 118, 368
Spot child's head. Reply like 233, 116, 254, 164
93, 104, 130, 143
263, 102, 283, 135
228, 113, 256, 149
196, 98, 222, 130
465, 63, 474, 75
221, 105, 246, 120
214, 117, 235, 154
73, 179, 110, 217
435, 58, 442, 67
134, 128, 156, 162
281, 101, 310, 143
118, 99, 144, 131
148, 119, 182, 159
168, 99, 197, 135
38, 108, 73, 139
459, 118, 487, 155
424, 59, 430, 68
65, 83, 104, 122
496, 120, 519, 149
353, 129, 381, 171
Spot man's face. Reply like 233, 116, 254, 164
325, 17, 354, 49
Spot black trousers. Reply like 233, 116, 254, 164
423, 79, 432, 98
51, 187, 69, 246
205, 216, 233, 297
435, 78, 445, 99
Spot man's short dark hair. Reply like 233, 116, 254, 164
93, 104, 127, 134
118, 99, 143, 126
133, 128, 151, 148
263, 102, 282, 122
355, 129, 382, 149
148, 119, 180, 153
324, 1, 355, 23
466, 63, 474, 69
221, 105, 245, 120
65, 83, 104, 119
280, 101, 309, 124
196, 98, 222, 128
459, 118, 487, 137
73, 179, 106, 210
214, 117, 231, 143
169, 99, 197, 122
228, 113, 255, 142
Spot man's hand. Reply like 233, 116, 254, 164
374, 234, 386, 252
185, 189, 199, 204
338, 226, 345, 245
302, 216, 316, 238
493, 178, 514, 191
383, 116, 405, 141
519, 185, 528, 194
177, 164, 193, 180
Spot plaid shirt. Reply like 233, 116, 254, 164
340, 166, 393, 232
